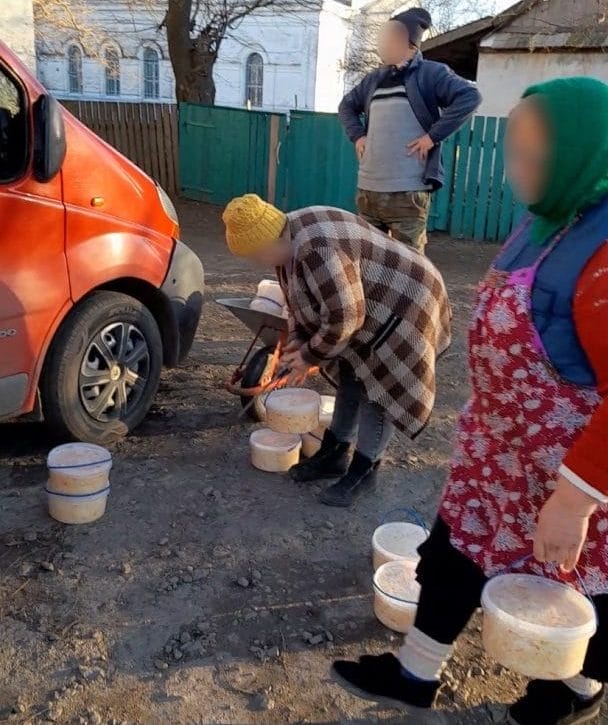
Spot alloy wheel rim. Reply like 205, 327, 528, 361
79, 322, 150, 422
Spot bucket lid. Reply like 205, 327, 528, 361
47, 443, 112, 471
250, 428, 301, 452
373, 560, 420, 605
373, 522, 427, 559
482, 574, 597, 641
266, 388, 321, 413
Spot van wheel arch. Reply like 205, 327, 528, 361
94, 278, 178, 367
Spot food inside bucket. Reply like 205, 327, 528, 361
481, 574, 597, 680
372, 521, 427, 570
46, 443, 112, 524
373, 560, 420, 634
47, 489, 110, 525
265, 388, 321, 434
47, 443, 112, 496
488, 576, 592, 627
250, 428, 302, 472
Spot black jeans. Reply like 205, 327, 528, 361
330, 362, 394, 462
415, 516, 608, 683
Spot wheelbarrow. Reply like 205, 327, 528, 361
216, 297, 335, 421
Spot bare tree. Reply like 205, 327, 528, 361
163, 0, 321, 105
344, 0, 498, 83
33, 0, 102, 56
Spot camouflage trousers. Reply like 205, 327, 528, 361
356, 189, 431, 254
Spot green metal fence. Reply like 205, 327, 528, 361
179, 103, 285, 205
178, 103, 524, 242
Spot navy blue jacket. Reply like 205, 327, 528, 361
338, 52, 481, 190
494, 198, 608, 387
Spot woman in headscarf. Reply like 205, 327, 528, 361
222, 195, 451, 507
332, 77, 608, 724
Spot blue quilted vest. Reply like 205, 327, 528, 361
494, 198, 608, 386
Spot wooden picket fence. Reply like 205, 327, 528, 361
61, 100, 178, 197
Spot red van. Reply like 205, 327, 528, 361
0, 41, 204, 443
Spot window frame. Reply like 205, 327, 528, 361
245, 52, 264, 108
104, 46, 121, 97
0, 61, 30, 185
67, 44, 83, 95
143, 46, 160, 100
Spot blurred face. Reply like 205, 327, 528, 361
247, 225, 292, 268
378, 20, 411, 66
505, 99, 550, 205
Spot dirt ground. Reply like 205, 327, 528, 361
1, 201, 604, 725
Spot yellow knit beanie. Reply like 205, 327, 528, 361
223, 194, 287, 257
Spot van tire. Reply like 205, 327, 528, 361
41, 291, 163, 444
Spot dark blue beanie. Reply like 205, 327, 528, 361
391, 8, 432, 47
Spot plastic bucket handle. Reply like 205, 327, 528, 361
380, 507, 430, 537
45, 485, 111, 499
48, 457, 112, 470
373, 578, 418, 606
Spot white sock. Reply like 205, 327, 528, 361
397, 627, 453, 681
563, 674, 603, 700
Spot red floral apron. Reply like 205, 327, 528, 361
439, 223, 608, 595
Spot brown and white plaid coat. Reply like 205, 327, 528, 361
279, 206, 451, 438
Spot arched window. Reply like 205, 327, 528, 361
67, 45, 83, 95
104, 47, 120, 96
245, 52, 263, 108
143, 47, 159, 99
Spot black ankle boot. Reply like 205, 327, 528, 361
289, 429, 350, 483
508, 680, 605, 725
332, 653, 439, 709
319, 451, 378, 507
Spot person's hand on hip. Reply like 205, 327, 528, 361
407, 134, 434, 162
356, 137, 367, 161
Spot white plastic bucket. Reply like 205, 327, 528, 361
47, 443, 112, 496
265, 388, 321, 434
373, 560, 420, 634
249, 280, 286, 317
250, 429, 302, 472
46, 486, 110, 525
301, 429, 323, 458
319, 395, 335, 429
481, 574, 597, 680
372, 521, 428, 571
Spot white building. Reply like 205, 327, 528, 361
1, 0, 36, 70
34, 0, 353, 113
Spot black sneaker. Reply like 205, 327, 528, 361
319, 451, 378, 507
289, 429, 350, 483
332, 652, 439, 709
508, 680, 605, 725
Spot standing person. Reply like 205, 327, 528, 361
339, 8, 481, 253
222, 195, 451, 507
331, 77, 608, 724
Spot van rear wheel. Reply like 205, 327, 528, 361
41, 291, 163, 444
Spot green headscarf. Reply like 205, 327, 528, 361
522, 77, 608, 244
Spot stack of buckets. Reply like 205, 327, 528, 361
249, 390, 335, 473
371, 512, 428, 633
46, 443, 112, 524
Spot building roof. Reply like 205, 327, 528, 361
481, 0, 608, 51
423, 0, 608, 57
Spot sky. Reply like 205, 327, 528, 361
495, 0, 519, 10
